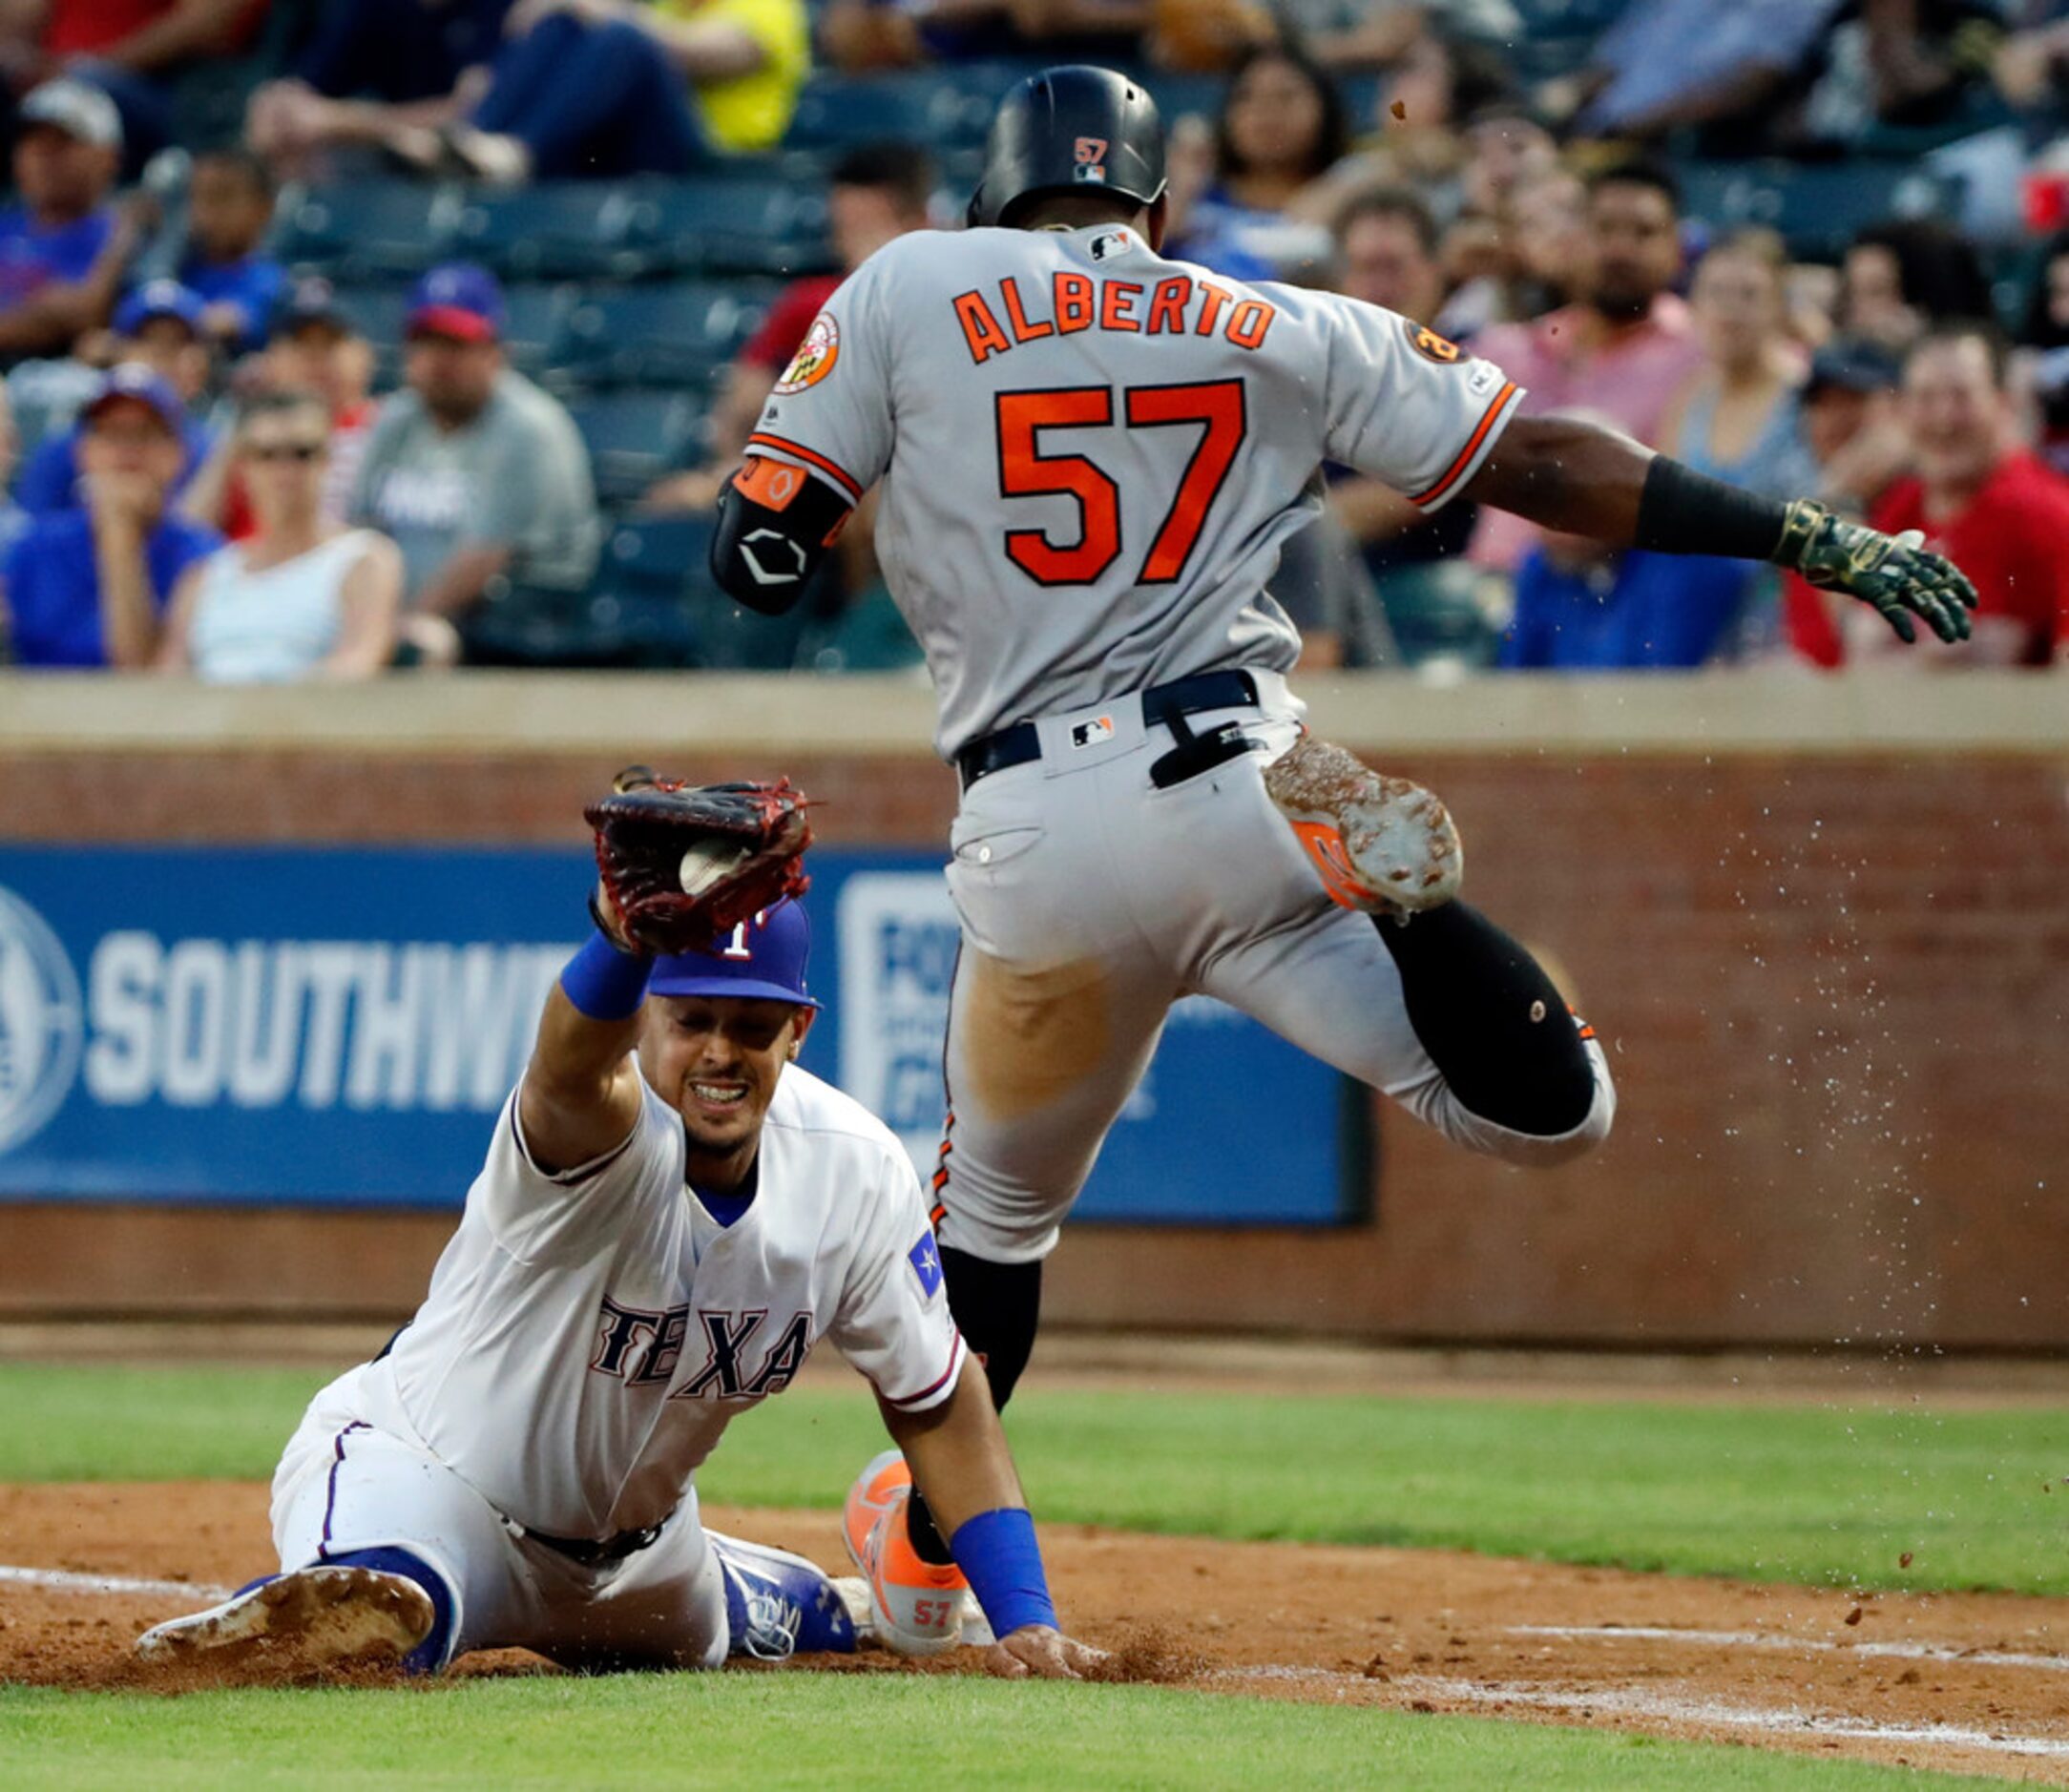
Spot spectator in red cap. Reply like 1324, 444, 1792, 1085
0, 364, 221, 667
349, 264, 599, 639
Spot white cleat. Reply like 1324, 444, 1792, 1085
134, 1566, 434, 1675
1264, 734, 1463, 916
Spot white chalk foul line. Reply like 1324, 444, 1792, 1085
0, 1563, 232, 1601
1509, 1623, 2069, 1674
1213, 1663, 2069, 1763
1404, 1675, 2069, 1762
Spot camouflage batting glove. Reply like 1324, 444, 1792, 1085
1775, 498, 1979, 645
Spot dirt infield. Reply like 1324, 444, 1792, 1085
6, 1483, 2069, 1781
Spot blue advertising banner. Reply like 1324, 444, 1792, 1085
0, 847, 1361, 1223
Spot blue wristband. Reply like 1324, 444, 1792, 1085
948, 1507, 1056, 1639
559, 928, 652, 1021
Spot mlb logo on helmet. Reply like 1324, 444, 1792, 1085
1073, 135, 1108, 184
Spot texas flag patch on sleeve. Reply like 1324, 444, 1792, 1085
908, 1233, 944, 1299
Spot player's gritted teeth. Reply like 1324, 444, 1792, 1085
639, 993, 813, 1185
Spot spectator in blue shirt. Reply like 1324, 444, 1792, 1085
178, 150, 285, 356
15, 281, 217, 515
1498, 534, 1757, 669
0, 80, 136, 361
0, 365, 219, 668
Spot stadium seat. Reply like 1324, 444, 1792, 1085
619, 175, 831, 278
555, 282, 776, 388
568, 389, 707, 503
500, 282, 576, 377
601, 514, 717, 593
1986, 240, 2046, 334
798, 584, 925, 675
448, 184, 648, 280
1677, 161, 1959, 260
271, 182, 461, 280
1501, 0, 1622, 81
682, 590, 810, 671
580, 588, 702, 668
325, 282, 414, 385
591, 516, 804, 668
1377, 561, 1501, 670
1510, 0, 1623, 30
458, 585, 614, 669
784, 67, 1019, 150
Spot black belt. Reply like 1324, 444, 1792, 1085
956, 669, 1263, 792
523, 1517, 667, 1567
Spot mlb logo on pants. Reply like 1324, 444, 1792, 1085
1071, 716, 1115, 749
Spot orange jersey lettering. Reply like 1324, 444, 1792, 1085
1228, 299, 1276, 350
1099, 280, 1143, 332
1054, 271, 1095, 333
954, 290, 1011, 365
1146, 275, 1192, 334
1000, 277, 1054, 344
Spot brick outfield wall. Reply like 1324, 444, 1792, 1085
0, 746, 2064, 1350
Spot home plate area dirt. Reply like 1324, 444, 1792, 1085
5, 1482, 2068, 1782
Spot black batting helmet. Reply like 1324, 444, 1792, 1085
966, 65, 1166, 231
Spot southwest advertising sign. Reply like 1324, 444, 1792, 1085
0, 847, 1361, 1223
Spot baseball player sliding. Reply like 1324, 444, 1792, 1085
711, 68, 1978, 1650
136, 776, 1097, 1681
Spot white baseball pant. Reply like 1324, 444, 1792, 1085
932, 671, 1615, 1262
271, 1389, 729, 1671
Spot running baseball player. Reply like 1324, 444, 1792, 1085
136, 777, 1097, 1681
709, 68, 1978, 1651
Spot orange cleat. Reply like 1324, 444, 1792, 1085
1264, 734, 1462, 916
842, 1449, 970, 1656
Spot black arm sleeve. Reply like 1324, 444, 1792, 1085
1632, 455, 1791, 561
709, 464, 855, 616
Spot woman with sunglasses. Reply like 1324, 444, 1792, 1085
157, 389, 402, 681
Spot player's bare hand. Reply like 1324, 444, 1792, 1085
985, 1624, 1106, 1680
1777, 498, 1979, 645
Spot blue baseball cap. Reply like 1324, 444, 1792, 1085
407, 262, 505, 344
80, 362, 185, 433
647, 900, 820, 1009
115, 279, 204, 339
276, 275, 355, 336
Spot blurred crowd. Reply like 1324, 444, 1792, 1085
0, 0, 2063, 680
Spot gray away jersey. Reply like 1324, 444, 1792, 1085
746, 222, 1525, 758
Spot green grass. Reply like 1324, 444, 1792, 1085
0, 1677, 2010, 1790
2, 1364, 2065, 1594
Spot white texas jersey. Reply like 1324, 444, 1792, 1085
321, 1064, 963, 1541
747, 221, 1524, 757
